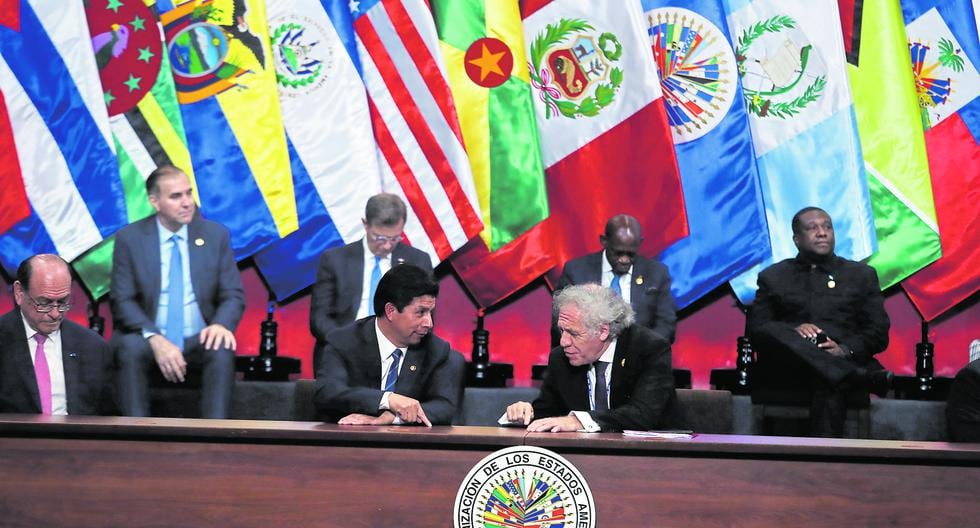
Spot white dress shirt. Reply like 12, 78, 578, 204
356, 237, 393, 319
571, 338, 618, 433
21, 314, 67, 415
602, 251, 632, 304
151, 221, 206, 340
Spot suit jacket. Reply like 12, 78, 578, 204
110, 214, 245, 336
557, 251, 677, 342
0, 309, 111, 415
948, 359, 980, 442
534, 324, 675, 432
313, 318, 463, 424
309, 240, 432, 343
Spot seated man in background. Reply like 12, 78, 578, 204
111, 165, 244, 419
0, 254, 111, 415
309, 193, 432, 370
947, 358, 980, 442
314, 264, 463, 426
506, 283, 674, 432
556, 214, 676, 344
748, 206, 890, 437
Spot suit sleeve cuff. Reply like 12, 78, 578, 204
380, 392, 404, 425
571, 411, 601, 433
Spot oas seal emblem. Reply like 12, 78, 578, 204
270, 15, 333, 97
647, 8, 737, 143
528, 19, 623, 119
454, 446, 595, 528
734, 15, 827, 119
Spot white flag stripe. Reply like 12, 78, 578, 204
367, 5, 476, 203
268, 0, 381, 244
31, 0, 114, 152
523, 0, 663, 167
401, 0, 450, 81
357, 37, 472, 259
110, 115, 157, 180
0, 56, 103, 260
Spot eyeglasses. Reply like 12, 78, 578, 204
368, 233, 404, 245
25, 294, 72, 313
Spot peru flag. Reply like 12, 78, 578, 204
453, 0, 687, 306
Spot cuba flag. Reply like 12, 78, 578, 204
642, 0, 770, 309
0, 0, 128, 273
253, 0, 382, 300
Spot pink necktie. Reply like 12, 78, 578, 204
34, 333, 52, 414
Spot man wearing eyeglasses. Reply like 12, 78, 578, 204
0, 254, 111, 415
310, 193, 432, 369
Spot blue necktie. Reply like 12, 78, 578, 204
384, 348, 402, 392
367, 256, 382, 316
609, 274, 623, 296
165, 234, 184, 350
594, 361, 610, 411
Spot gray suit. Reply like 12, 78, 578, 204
110, 214, 244, 418
0, 309, 112, 415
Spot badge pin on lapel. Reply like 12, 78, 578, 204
194, 238, 205, 247
635, 275, 644, 285
409, 365, 417, 372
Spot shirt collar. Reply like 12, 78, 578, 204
19, 310, 60, 342
598, 337, 617, 364
601, 251, 632, 277
375, 318, 401, 361
793, 252, 842, 273
362, 237, 390, 264
157, 219, 189, 244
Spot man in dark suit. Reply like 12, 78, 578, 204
556, 214, 676, 343
309, 193, 432, 369
0, 254, 111, 415
314, 264, 463, 426
110, 165, 244, 418
748, 207, 891, 437
506, 284, 674, 432
947, 358, 980, 442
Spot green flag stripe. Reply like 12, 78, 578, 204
432, 0, 486, 49
487, 75, 548, 249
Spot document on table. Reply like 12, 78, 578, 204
622, 430, 696, 439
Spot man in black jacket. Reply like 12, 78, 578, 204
748, 207, 891, 436
506, 283, 674, 432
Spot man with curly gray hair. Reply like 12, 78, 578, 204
505, 284, 674, 432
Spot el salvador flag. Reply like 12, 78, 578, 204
253, 0, 382, 300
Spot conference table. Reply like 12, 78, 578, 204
1, 415, 978, 527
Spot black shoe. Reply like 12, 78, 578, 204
868, 369, 893, 398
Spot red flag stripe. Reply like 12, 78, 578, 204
0, 0, 19, 31
367, 98, 454, 258
356, 15, 483, 240
0, 91, 31, 234
380, 0, 465, 148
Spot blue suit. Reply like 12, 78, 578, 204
110, 214, 244, 418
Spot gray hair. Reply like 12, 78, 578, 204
365, 193, 408, 227
553, 283, 635, 338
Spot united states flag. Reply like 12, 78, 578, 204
351, 0, 483, 261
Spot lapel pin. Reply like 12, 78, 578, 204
620, 358, 626, 368
827, 274, 836, 289
409, 365, 417, 372
635, 276, 644, 285
195, 238, 205, 247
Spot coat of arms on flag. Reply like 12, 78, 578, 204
906, 8, 980, 130
735, 14, 828, 119
528, 19, 624, 119
270, 15, 334, 95
647, 7, 737, 142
